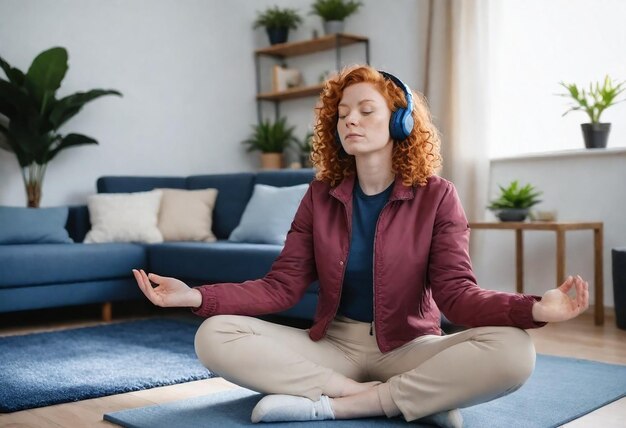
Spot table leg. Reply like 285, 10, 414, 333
515, 229, 524, 294
594, 226, 604, 326
556, 229, 566, 288
102, 302, 112, 322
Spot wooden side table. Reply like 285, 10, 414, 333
468, 221, 604, 325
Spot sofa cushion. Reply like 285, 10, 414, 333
84, 190, 164, 244
229, 184, 309, 245
186, 173, 255, 240
148, 241, 283, 283
157, 188, 218, 242
0, 206, 72, 244
0, 243, 147, 288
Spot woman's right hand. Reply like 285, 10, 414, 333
132, 269, 202, 308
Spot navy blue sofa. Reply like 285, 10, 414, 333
0, 169, 317, 320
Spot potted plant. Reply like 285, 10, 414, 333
242, 117, 298, 170
487, 180, 542, 222
0, 47, 122, 207
310, 0, 363, 34
253, 6, 303, 45
293, 131, 314, 168
559, 75, 625, 149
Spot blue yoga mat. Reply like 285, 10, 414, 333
0, 318, 214, 412
104, 354, 626, 428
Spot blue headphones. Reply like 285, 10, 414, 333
379, 71, 414, 141
336, 70, 414, 146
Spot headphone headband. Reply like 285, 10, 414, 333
378, 70, 415, 141
378, 70, 414, 114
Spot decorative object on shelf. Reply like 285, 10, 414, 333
293, 131, 314, 168
242, 117, 298, 170
0, 47, 122, 207
253, 6, 303, 45
272, 65, 303, 92
254, 34, 369, 124
558, 75, 625, 149
487, 180, 542, 222
310, 0, 363, 34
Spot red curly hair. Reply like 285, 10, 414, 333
311, 65, 442, 187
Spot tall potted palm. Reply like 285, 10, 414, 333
0, 47, 122, 207
559, 75, 625, 149
242, 117, 298, 170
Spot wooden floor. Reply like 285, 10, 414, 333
1, 309, 625, 428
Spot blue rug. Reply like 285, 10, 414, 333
104, 354, 626, 428
0, 318, 214, 412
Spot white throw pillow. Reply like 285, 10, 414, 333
84, 190, 164, 244
229, 183, 309, 245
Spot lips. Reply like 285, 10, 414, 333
345, 133, 363, 139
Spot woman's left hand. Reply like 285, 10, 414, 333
532, 275, 589, 323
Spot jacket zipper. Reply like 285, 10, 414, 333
371, 200, 392, 340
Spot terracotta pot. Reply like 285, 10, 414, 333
261, 153, 283, 170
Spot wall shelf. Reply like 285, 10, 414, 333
255, 33, 369, 59
254, 33, 370, 122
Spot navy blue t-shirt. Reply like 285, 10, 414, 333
338, 181, 393, 322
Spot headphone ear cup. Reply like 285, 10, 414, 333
389, 107, 413, 141
389, 108, 406, 141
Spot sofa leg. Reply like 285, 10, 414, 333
102, 302, 112, 322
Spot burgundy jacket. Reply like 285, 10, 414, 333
193, 174, 545, 352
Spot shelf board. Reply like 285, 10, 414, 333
255, 33, 368, 58
257, 84, 324, 101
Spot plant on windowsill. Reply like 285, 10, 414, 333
253, 6, 303, 45
487, 180, 542, 222
0, 47, 122, 207
558, 75, 625, 149
243, 117, 298, 170
310, 0, 363, 34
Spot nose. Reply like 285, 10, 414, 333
344, 111, 358, 127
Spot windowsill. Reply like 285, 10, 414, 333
490, 147, 626, 162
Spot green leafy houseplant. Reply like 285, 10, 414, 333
558, 75, 625, 149
559, 75, 625, 123
310, 0, 363, 21
0, 47, 122, 207
253, 6, 303, 45
243, 117, 298, 169
488, 180, 542, 222
243, 117, 298, 153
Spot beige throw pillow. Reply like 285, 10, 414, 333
84, 190, 164, 244
157, 188, 218, 242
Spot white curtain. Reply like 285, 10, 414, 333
422, 0, 492, 222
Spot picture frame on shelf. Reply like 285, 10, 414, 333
272, 65, 304, 92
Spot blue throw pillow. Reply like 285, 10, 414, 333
228, 183, 309, 245
0, 206, 73, 244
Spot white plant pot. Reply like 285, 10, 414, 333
323, 20, 345, 35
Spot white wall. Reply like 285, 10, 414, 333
488, 0, 626, 159
0, 0, 426, 207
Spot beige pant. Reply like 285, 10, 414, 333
194, 315, 535, 422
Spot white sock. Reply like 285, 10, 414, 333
251, 394, 335, 423
417, 408, 463, 428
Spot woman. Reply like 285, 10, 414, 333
133, 65, 589, 427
